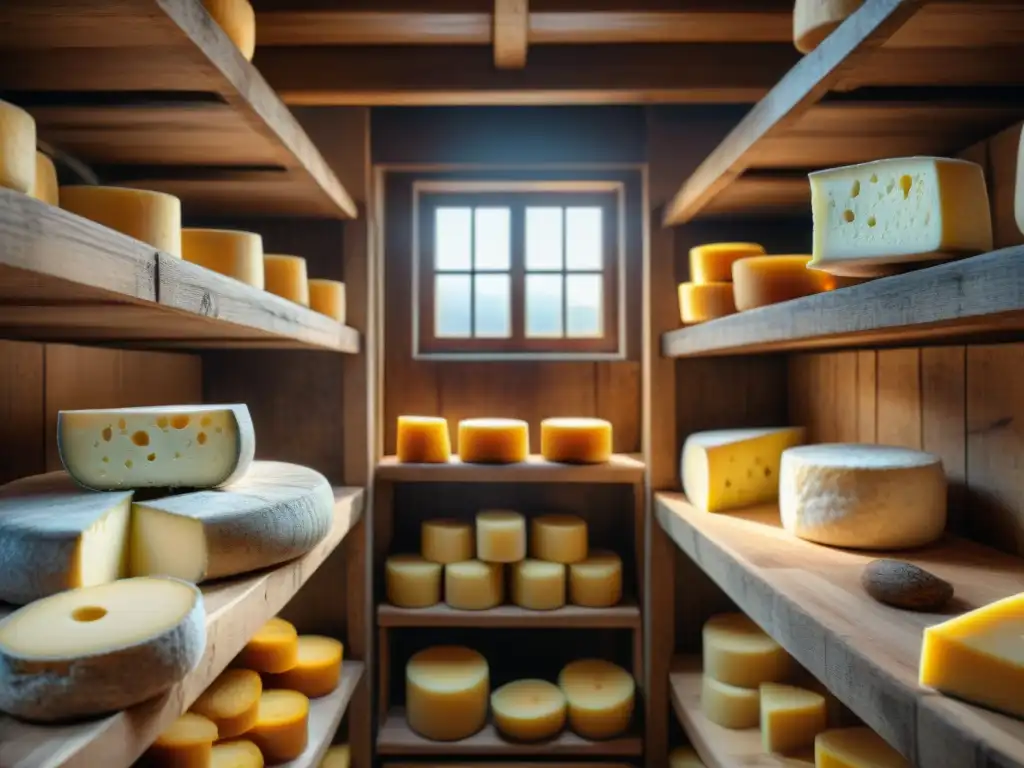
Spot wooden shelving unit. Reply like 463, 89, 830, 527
376, 454, 645, 484
377, 601, 642, 629
280, 662, 364, 768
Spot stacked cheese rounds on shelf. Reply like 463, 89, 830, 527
678, 242, 761, 324
0, 98, 59, 206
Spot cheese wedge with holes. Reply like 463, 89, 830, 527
60, 185, 182, 257
241, 617, 299, 674
569, 550, 623, 607
191, 668, 262, 738
558, 659, 635, 739
146, 712, 219, 768
202, 0, 256, 60
458, 418, 529, 463
309, 279, 347, 322
264, 635, 343, 698
491, 679, 567, 741
0, 576, 204, 721
511, 559, 566, 610
1016, 125, 1024, 238
701, 674, 760, 729
445, 560, 504, 610
396, 416, 452, 463
386, 555, 442, 608
794, 0, 865, 53
761, 683, 827, 753
264, 254, 310, 305
422, 518, 474, 563
406, 646, 489, 741
248, 689, 310, 762
30, 151, 59, 206
540, 417, 612, 464
670, 746, 706, 767
703, 613, 792, 688
211, 740, 264, 768
0, 99, 35, 194
678, 282, 737, 324
816, 727, 909, 767
476, 509, 526, 562
531, 514, 588, 563
182, 228, 265, 289
689, 242, 765, 284
320, 745, 350, 768
732, 255, 834, 311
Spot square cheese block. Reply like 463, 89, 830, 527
760, 683, 827, 754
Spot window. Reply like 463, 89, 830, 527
415, 182, 622, 357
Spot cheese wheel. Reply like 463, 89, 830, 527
264, 254, 310, 306
191, 668, 262, 738
182, 228, 265, 289
445, 560, 504, 610
540, 417, 613, 464
422, 518, 474, 564
241, 617, 300, 674
689, 242, 765, 284
703, 613, 791, 688
760, 683, 827, 753
458, 418, 529, 464
264, 636, 344, 698
320, 744, 350, 768
396, 416, 452, 463
0, 576, 204, 722
211, 740, 264, 768
476, 509, 526, 562
406, 646, 489, 741
202, 0, 257, 60
308, 279, 347, 322
731, 255, 834, 311
0, 99, 35, 194
701, 674, 759, 729
530, 514, 588, 564
558, 659, 634, 739
678, 282, 736, 324
779, 444, 947, 549
569, 550, 623, 608
511, 559, 566, 610
670, 746, 706, 767
491, 679, 567, 741
146, 712, 219, 768
794, 0, 865, 53
386, 555, 442, 608
30, 151, 59, 206
815, 727, 909, 767
248, 689, 310, 763
60, 185, 182, 257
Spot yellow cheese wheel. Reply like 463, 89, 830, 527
422, 518, 474, 564
815, 727, 909, 767
308, 279, 347, 322
145, 712, 219, 768
211, 739, 264, 768
182, 228, 265, 290
701, 674, 759, 729
406, 646, 489, 741
396, 416, 452, 464
491, 679, 567, 742
670, 746, 706, 767
511, 559, 566, 610
386, 555, 442, 608
703, 613, 791, 688
264, 254, 310, 306
202, 0, 257, 60
558, 659, 635, 740
264, 636, 343, 699
760, 683, 827, 754
540, 417, 613, 464
530, 514, 588, 564
689, 242, 765, 284
60, 186, 182, 257
794, 0, 865, 53
445, 560, 504, 610
732, 255, 834, 311
0, 99, 35, 194
249, 689, 310, 762
457, 418, 529, 464
569, 550, 623, 608
678, 282, 736, 324
191, 668, 262, 739
476, 509, 526, 563
30, 151, 59, 206
241, 617, 300, 674
319, 744, 350, 768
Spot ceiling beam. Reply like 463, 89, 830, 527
494, 0, 529, 68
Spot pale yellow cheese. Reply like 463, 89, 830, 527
386, 555, 442, 608
191, 668, 262, 738
703, 613, 791, 688
670, 746, 706, 767
241, 617, 299, 674
422, 518, 474, 564
511, 559, 566, 610
569, 550, 623, 607
30, 151, 59, 206
145, 712, 219, 768
0, 99, 35, 194
678, 282, 737, 324
203, 0, 257, 60
1017, 125, 1024, 238
309, 279, 347, 322
476, 509, 526, 562
458, 418, 529, 463
558, 659, 635, 739
60, 185, 182, 257
530, 513, 588, 564
264, 254, 310, 306
794, 0, 865, 53
816, 727, 909, 767
760, 683, 827, 754
540, 417, 613, 464
211, 740, 264, 768
319, 744, 350, 768
445, 560, 504, 610
732, 255, 835, 311
182, 228, 265, 289
689, 242, 765, 284
406, 646, 489, 741
264, 635, 343, 699
248, 689, 310, 763
701, 674, 759, 729
491, 679, 567, 741
396, 416, 452, 464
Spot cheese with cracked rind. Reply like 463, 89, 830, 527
703, 613, 792, 688
191, 668, 262, 738
422, 518, 474, 563
59, 185, 182, 257
264, 254, 310, 306
458, 418, 529, 463
815, 727, 909, 767
0, 99, 35, 194
558, 659, 635, 739
491, 679, 567, 741
309, 279, 347, 322
678, 282, 736, 324
511, 559, 566, 610
30, 151, 59, 206
569, 550, 622, 607
530, 513, 588, 564
386, 555, 442, 608
263, 635, 343, 699
146, 712, 219, 768
182, 228, 265, 289
701, 674, 760, 729
793, 0, 865, 53
689, 242, 765, 284
406, 646, 489, 741
760, 683, 827, 753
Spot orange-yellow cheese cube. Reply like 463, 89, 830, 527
240, 617, 299, 674
458, 418, 529, 463
0, 99, 35, 194
191, 668, 262, 739
30, 151, 59, 206
445, 560, 504, 610
264, 254, 310, 306
422, 518, 474, 564
308, 279, 346, 322
511, 559, 566, 610
476, 510, 526, 562
678, 282, 736, 324
558, 659, 635, 739
60, 186, 182, 257
145, 712, 219, 768
386, 554, 442, 608
732, 255, 835, 311
248, 689, 309, 763
540, 417, 613, 464
396, 416, 452, 464
530, 514, 588, 564
491, 679, 567, 741
406, 646, 489, 741
264, 635, 343, 699
689, 242, 765, 283
569, 550, 623, 607
182, 228, 265, 290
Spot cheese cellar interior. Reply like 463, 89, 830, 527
1, 1, 1024, 767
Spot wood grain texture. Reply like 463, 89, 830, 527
493, 0, 529, 69
0, 342, 45, 485
376, 454, 643, 483
377, 601, 641, 629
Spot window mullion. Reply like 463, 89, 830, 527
510, 203, 526, 342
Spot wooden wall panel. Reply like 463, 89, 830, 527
0, 341, 45, 484
959, 120, 1022, 251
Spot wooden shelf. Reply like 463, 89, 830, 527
0, 0, 355, 218
655, 491, 1024, 766
0, 487, 364, 768
279, 662, 363, 768
661, 247, 1024, 358
377, 710, 643, 757
383, 763, 638, 768
377, 601, 641, 629
375, 454, 645, 484
0, 190, 359, 352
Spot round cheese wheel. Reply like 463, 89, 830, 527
491, 679, 567, 741
396, 416, 452, 464
146, 712, 219, 768
815, 726, 909, 767
794, 0, 865, 53
211, 739, 264, 768
670, 746, 706, 767
0, 99, 35, 194
320, 744, 351, 768
240, 617, 299, 673
191, 668, 262, 738
703, 613, 791, 688
731, 255, 833, 311
511, 559, 566, 610
678, 282, 736, 324
386, 555, 442, 608
422, 518, 474, 564
530, 514, 588, 563
458, 418, 529, 464
202, 0, 257, 60
445, 560, 504, 610
701, 674, 759, 729
59, 185, 182, 257
30, 151, 59, 206
248, 689, 310, 763
406, 646, 489, 741
181, 228, 265, 289
308, 279, 347, 322
540, 417, 613, 464
476, 509, 526, 563
264, 254, 310, 306
569, 550, 623, 607
263, 635, 343, 699
558, 659, 635, 739
689, 242, 765, 284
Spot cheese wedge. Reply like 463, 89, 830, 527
760, 683, 827, 754
558, 659, 635, 739
689, 242, 765, 284
182, 228, 265, 289
60, 185, 182, 257
569, 550, 623, 607
458, 418, 529, 463
396, 416, 452, 464
511, 559, 566, 610
703, 613, 791, 688
248, 689, 310, 763
816, 727, 909, 767
320, 745, 350, 768
30, 151, 59, 206
678, 282, 737, 324
476, 509, 526, 562
701, 674, 760, 729
794, 0, 865, 53
491, 679, 567, 741
422, 518, 474, 563
386, 555, 442, 608
308, 279, 347, 322
0, 99, 36, 194
146, 712, 219, 768
530, 513, 588, 564
732, 255, 835, 311
445, 560, 504, 610
191, 668, 262, 738
264, 635, 343, 699
211, 740, 264, 768
241, 617, 300, 674
406, 646, 489, 741
202, 0, 256, 60
540, 417, 613, 464
264, 254, 310, 306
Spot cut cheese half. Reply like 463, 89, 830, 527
241, 617, 299, 674
458, 418, 529, 464
264, 254, 310, 306
263, 635, 344, 698
558, 659, 635, 740
491, 679, 567, 741
0, 99, 36, 194
248, 689, 310, 763
540, 417, 613, 464
146, 712, 219, 768
396, 416, 452, 464
406, 646, 489, 741
701, 674, 759, 729
689, 242, 765, 284
386, 555, 442, 608
59, 185, 182, 257
211, 739, 264, 768
202, 0, 257, 60
30, 151, 59, 206
678, 282, 736, 324
191, 668, 263, 738
815, 727, 909, 767
308, 279, 347, 322
703, 613, 791, 688
182, 228, 265, 290
794, 0, 866, 53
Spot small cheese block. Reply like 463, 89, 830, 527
511, 559, 566, 610
682, 427, 806, 513
57, 403, 255, 491
396, 416, 452, 463
406, 646, 489, 741
309, 279, 347, 322
476, 509, 526, 562
540, 417, 613, 464
689, 242, 766, 284
264, 636, 344, 699
491, 679, 567, 741
530, 514, 588, 564
808, 157, 993, 277
191, 668, 263, 738
678, 282, 737, 324
732, 256, 834, 311
386, 555, 442, 608
760, 683, 827, 754
445, 560, 504, 610
30, 151, 59, 206
422, 518, 474, 564
701, 674, 759, 729
558, 659, 635, 739
60, 185, 182, 257
319, 745, 350, 768
0, 99, 35, 194
0, 576, 204, 721
703, 613, 791, 688
1016, 125, 1024, 237
202, 0, 257, 60
670, 746, 706, 767
569, 550, 623, 608
264, 254, 310, 306
815, 727, 909, 768
145, 712, 219, 768
241, 617, 300, 674
794, 0, 865, 53
780, 444, 947, 549
248, 689, 310, 763
458, 418, 529, 463
211, 739, 265, 768
182, 228, 265, 289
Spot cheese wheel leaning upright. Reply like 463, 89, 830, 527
182, 228, 265, 289
191, 668, 262, 738
406, 646, 489, 741
248, 689, 310, 763
422, 518, 474, 563
60, 185, 182, 257
476, 509, 526, 562
445, 560, 504, 610
558, 659, 635, 739
264, 254, 310, 305
491, 679, 567, 741
458, 418, 529, 463
145, 712, 219, 768
396, 416, 452, 464
703, 613, 791, 688
264, 635, 343, 698
309, 279, 347, 322
0, 99, 36, 194
386, 555, 442, 608
540, 417, 612, 464
569, 551, 623, 607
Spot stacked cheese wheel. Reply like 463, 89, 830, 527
0, 99, 60, 206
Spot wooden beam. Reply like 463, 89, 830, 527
494, 0, 529, 69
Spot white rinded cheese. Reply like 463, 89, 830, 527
57, 404, 255, 491
0, 99, 36, 194
0, 576, 205, 722
1016, 125, 1024, 238
780, 444, 947, 549
793, 0, 865, 53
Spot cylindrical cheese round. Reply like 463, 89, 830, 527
445, 560, 504, 610
320, 744, 351, 768
731, 255, 833, 311
396, 416, 452, 464
248, 689, 310, 763
240, 617, 299, 674
558, 659, 635, 739
670, 746, 705, 767
146, 712, 219, 768
540, 417, 613, 464
458, 418, 529, 464
308, 278, 347, 322
491, 679, 567, 741
794, 0, 865, 53
780, 443, 947, 549
689, 242, 765, 284
0, 99, 36, 194
264, 254, 310, 306
202, 0, 257, 60
182, 228, 265, 289
569, 550, 623, 607
511, 559, 566, 610
703, 613, 791, 688
211, 740, 264, 768
422, 519, 474, 564
815, 726, 909, 767
386, 555, 442, 608
678, 282, 736, 324
263, 635, 343, 698
191, 668, 262, 738
31, 151, 59, 206
60, 185, 182, 257
701, 674, 759, 729
476, 510, 526, 563
406, 646, 489, 741
530, 514, 588, 563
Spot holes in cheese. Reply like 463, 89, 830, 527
211, 739, 265, 768
476, 509, 526, 563
146, 712, 219, 768
320, 744, 351, 768
202, 0, 257, 60
815, 727, 909, 768
386, 555, 442, 608
308, 279, 347, 322
264, 636, 344, 699
248, 689, 310, 763
241, 617, 300, 674
703, 613, 792, 689
779, 444, 947, 549
530, 513, 588, 564
0, 576, 205, 722
182, 228, 265, 290
406, 646, 489, 741
445, 560, 504, 610
569, 550, 623, 608
511, 559, 566, 610
264, 254, 310, 306
59, 185, 183, 257
701, 674, 760, 729
731, 256, 834, 311
30, 151, 59, 206
760, 683, 827, 754
682, 427, 806, 513
491, 679, 567, 742
689, 242, 765, 284
0, 99, 35, 194
678, 282, 736, 325
670, 746, 706, 767
558, 659, 635, 740
396, 416, 452, 464
540, 417, 612, 464
191, 668, 262, 739
793, 0, 865, 53
457, 418, 529, 464
422, 518, 474, 564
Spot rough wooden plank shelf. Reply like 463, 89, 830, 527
661, 247, 1024, 358
378, 600, 642, 629
279, 662, 363, 768
0, 487, 364, 768
383, 763, 638, 768
655, 492, 1024, 766
376, 454, 645, 484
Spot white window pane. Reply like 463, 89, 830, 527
435, 274, 471, 337
526, 207, 563, 271
566, 207, 603, 271
474, 274, 511, 338
526, 274, 563, 337
474, 207, 510, 271
435, 207, 471, 271
566, 274, 603, 338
